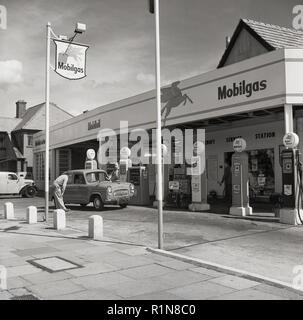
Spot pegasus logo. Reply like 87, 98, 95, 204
161, 81, 193, 127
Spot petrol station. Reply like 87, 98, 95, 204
33, 19, 303, 225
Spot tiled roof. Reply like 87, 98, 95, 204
0, 117, 21, 133
12, 103, 44, 131
243, 19, 303, 49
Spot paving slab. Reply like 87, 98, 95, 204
167, 281, 236, 300
28, 279, 85, 298
71, 272, 132, 289
117, 264, 174, 280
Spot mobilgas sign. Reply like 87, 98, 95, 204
218, 80, 267, 100
54, 39, 89, 80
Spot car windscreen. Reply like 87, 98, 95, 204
86, 172, 107, 183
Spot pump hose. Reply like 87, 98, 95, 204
296, 152, 303, 225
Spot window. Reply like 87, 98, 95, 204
74, 174, 86, 185
8, 174, 18, 181
27, 135, 33, 147
86, 172, 106, 183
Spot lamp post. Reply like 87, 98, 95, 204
44, 22, 86, 222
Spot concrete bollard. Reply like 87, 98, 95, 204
26, 206, 37, 224
53, 209, 66, 230
4, 202, 14, 220
88, 215, 103, 240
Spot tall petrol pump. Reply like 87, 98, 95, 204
189, 141, 210, 212
85, 149, 98, 170
229, 138, 252, 217
119, 147, 131, 182
280, 132, 303, 225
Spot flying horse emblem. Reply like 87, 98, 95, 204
161, 81, 193, 127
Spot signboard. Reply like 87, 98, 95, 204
169, 181, 180, 191
283, 132, 299, 149
54, 39, 89, 80
233, 138, 247, 153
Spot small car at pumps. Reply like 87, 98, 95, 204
50, 169, 135, 210
0, 172, 38, 198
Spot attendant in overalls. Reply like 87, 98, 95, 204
53, 174, 70, 212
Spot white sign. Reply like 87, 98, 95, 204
54, 39, 89, 80
86, 149, 96, 160
233, 138, 247, 153
283, 132, 299, 149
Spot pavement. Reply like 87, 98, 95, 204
0, 196, 302, 300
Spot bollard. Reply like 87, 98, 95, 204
53, 209, 66, 230
4, 202, 14, 220
26, 206, 37, 224
88, 215, 103, 240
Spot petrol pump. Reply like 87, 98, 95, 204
189, 141, 210, 212
85, 149, 98, 170
229, 138, 252, 217
119, 147, 131, 182
280, 132, 303, 225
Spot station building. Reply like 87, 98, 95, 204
33, 19, 303, 209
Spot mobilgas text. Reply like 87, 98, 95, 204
218, 80, 267, 100
57, 62, 84, 75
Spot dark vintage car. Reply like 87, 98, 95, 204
50, 169, 135, 210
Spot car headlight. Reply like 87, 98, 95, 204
107, 186, 112, 195
130, 184, 135, 194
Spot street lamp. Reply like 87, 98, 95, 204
44, 22, 86, 222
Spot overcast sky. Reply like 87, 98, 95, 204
0, 0, 299, 117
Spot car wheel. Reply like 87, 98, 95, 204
93, 196, 104, 210
119, 203, 128, 209
24, 186, 37, 198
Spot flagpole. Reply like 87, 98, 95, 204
45, 22, 51, 222
154, 0, 164, 249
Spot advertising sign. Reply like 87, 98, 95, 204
54, 39, 89, 80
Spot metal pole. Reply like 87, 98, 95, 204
154, 0, 163, 249
45, 22, 51, 222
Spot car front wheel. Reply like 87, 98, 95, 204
119, 203, 128, 209
93, 196, 104, 211
24, 186, 37, 198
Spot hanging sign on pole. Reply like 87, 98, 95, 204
53, 39, 89, 80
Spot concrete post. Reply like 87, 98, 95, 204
4, 202, 14, 220
88, 215, 103, 240
53, 209, 66, 230
26, 206, 37, 224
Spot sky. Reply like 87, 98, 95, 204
0, 0, 299, 117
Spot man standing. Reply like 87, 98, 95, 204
109, 163, 120, 182
52, 173, 70, 212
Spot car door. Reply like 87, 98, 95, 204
65, 173, 88, 204
6, 173, 20, 194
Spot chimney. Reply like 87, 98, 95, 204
16, 100, 27, 118
226, 36, 231, 48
